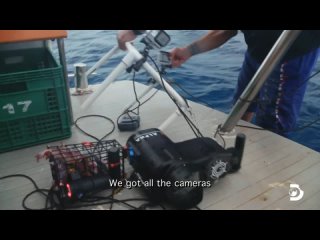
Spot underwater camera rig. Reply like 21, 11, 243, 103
46, 140, 126, 205
127, 128, 246, 209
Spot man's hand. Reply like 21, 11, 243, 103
170, 47, 192, 68
117, 30, 137, 51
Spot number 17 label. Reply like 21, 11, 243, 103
2, 100, 32, 114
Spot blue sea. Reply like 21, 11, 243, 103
58, 30, 320, 152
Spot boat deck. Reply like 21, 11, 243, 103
1, 81, 319, 210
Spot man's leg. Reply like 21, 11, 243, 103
242, 112, 255, 122
233, 51, 261, 122
255, 48, 319, 136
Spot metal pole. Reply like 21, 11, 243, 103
74, 63, 88, 89
57, 38, 74, 124
86, 46, 119, 77
80, 42, 191, 131
220, 30, 302, 133
80, 51, 136, 111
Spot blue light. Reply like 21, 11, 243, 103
129, 147, 134, 157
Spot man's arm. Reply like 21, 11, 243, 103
171, 30, 238, 67
187, 30, 238, 55
117, 30, 145, 50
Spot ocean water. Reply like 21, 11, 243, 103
57, 30, 320, 152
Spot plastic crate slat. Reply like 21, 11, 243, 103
0, 48, 71, 153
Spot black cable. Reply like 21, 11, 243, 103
288, 117, 320, 132
79, 194, 139, 209
236, 124, 266, 130
116, 71, 142, 127
66, 198, 155, 209
173, 78, 273, 135
117, 71, 141, 125
150, 53, 320, 142
116, 73, 159, 127
45, 185, 59, 210
109, 189, 115, 210
289, 68, 320, 98
1, 174, 197, 210
213, 124, 226, 148
75, 114, 115, 142
73, 108, 169, 210
0, 174, 60, 210
148, 55, 232, 151
173, 60, 320, 136
22, 189, 52, 210
22, 186, 60, 210
217, 132, 226, 148
174, 68, 320, 134
214, 125, 220, 139
0, 174, 55, 209
148, 55, 204, 138
239, 68, 320, 132
117, 70, 141, 126
0, 174, 42, 193
67, 194, 168, 210
148, 57, 197, 131
235, 69, 320, 105
132, 71, 141, 115
136, 202, 166, 210
0, 174, 158, 210
129, 89, 159, 112
0, 160, 165, 210
236, 117, 320, 133
194, 206, 202, 210
173, 80, 270, 135
74, 114, 115, 154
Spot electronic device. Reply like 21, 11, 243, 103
141, 30, 171, 49
126, 31, 171, 73
118, 114, 140, 131
158, 51, 172, 68
127, 128, 246, 209
46, 140, 126, 205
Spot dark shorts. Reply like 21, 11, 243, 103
233, 49, 319, 135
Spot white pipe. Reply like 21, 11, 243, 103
81, 41, 190, 133
159, 110, 181, 131
86, 46, 119, 77
80, 51, 136, 110
126, 43, 188, 109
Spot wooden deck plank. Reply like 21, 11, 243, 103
205, 152, 319, 209
295, 190, 320, 210
240, 159, 320, 210
199, 150, 311, 209
262, 161, 320, 210
1, 81, 320, 210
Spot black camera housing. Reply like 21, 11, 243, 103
158, 51, 172, 68
127, 128, 245, 209
141, 30, 171, 49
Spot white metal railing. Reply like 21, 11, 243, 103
77, 42, 191, 131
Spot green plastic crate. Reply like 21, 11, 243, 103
0, 48, 71, 153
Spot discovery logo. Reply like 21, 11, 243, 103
289, 184, 304, 201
